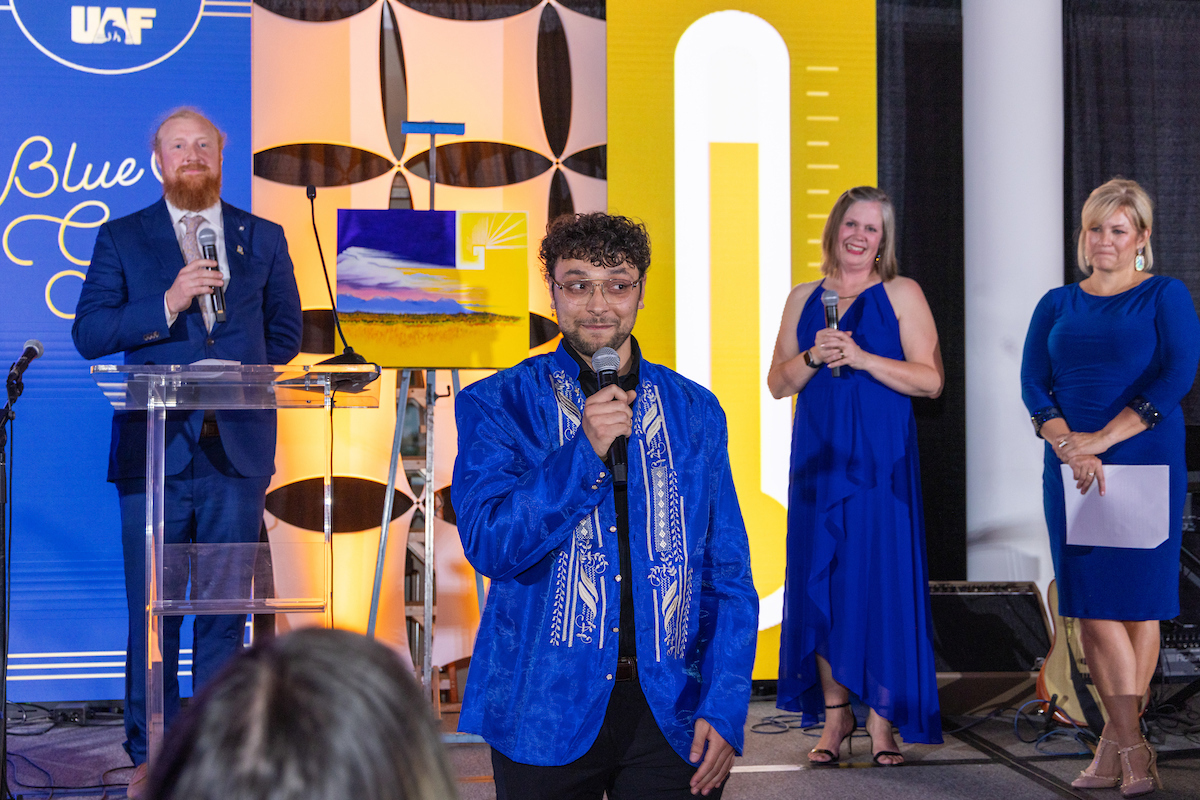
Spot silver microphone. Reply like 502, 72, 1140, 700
197, 228, 227, 323
821, 290, 841, 377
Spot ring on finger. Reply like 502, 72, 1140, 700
1057, 440, 1068, 448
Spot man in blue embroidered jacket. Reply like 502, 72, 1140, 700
452, 213, 758, 798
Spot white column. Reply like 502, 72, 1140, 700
963, 0, 1062, 596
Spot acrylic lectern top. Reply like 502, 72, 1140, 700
90, 363, 382, 410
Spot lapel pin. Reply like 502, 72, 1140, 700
237, 245, 244, 255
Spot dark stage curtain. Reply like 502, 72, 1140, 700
1065, 0, 1200, 428
878, 0, 966, 581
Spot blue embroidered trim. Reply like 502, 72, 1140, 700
1030, 406, 1063, 436
1127, 396, 1163, 429
636, 381, 691, 662
549, 370, 606, 648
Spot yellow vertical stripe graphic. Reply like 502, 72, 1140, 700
709, 143, 788, 666
611, 0, 876, 678
709, 142, 759, 485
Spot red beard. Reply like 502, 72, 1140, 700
163, 165, 222, 212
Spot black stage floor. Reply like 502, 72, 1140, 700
5, 696, 1199, 799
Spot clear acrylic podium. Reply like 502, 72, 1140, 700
90, 363, 381, 762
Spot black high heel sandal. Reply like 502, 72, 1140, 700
808, 702, 857, 766
869, 718, 905, 766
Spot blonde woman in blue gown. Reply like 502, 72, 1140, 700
769, 186, 944, 766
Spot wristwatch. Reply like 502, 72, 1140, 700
803, 348, 817, 368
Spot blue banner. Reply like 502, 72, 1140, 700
0, 0, 251, 701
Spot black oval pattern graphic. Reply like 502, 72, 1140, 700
557, 0, 605, 20
390, 171, 414, 209
301, 309, 337, 354
547, 167, 574, 220
254, 144, 396, 187
530, 312, 560, 348
404, 142, 551, 187
436, 485, 455, 523
381, 1, 409, 166
563, 144, 605, 179
395, 0, 540, 21
266, 477, 414, 533
254, 0, 375, 22
537, 4, 571, 158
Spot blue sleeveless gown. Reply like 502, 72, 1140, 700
777, 281, 943, 744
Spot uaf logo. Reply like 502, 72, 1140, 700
10, 0, 206, 74
70, 7, 157, 46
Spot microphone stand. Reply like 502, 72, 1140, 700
0, 425, 8, 800
305, 186, 381, 396
306, 185, 364, 367
1, 368, 27, 800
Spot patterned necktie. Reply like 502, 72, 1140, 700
180, 214, 214, 331
181, 213, 203, 263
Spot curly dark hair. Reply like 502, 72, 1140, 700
538, 212, 651, 282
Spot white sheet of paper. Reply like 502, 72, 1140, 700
1062, 464, 1169, 549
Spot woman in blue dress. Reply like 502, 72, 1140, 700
768, 186, 945, 766
1021, 178, 1200, 798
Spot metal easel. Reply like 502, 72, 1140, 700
365, 122, 487, 710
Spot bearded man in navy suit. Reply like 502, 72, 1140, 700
72, 108, 302, 797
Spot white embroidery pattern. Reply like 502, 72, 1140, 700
551, 370, 582, 444
548, 369, 606, 648
637, 381, 691, 660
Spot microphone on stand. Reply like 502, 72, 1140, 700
7, 339, 43, 404
590, 346, 628, 485
307, 185, 367, 368
197, 228, 227, 323
7, 340, 42, 384
821, 290, 841, 377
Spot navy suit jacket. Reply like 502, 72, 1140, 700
73, 198, 303, 481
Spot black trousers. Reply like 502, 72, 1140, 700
491, 680, 724, 800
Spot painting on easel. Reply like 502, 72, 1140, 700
335, 209, 530, 369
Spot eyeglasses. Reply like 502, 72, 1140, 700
551, 278, 642, 303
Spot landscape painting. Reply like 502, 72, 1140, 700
335, 210, 529, 368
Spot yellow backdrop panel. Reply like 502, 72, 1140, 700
609, 0, 877, 678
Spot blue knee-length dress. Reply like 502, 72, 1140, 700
1021, 275, 1200, 620
777, 281, 943, 745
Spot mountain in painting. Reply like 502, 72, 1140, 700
336, 295, 474, 315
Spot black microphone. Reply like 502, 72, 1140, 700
591, 346, 628, 485
821, 289, 841, 377
7, 339, 43, 404
8, 339, 42, 384
308, 184, 370, 376
197, 228, 227, 323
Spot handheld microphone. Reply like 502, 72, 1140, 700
821, 290, 841, 377
591, 346, 628, 484
197, 228, 227, 323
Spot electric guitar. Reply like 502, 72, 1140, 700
1037, 579, 1108, 732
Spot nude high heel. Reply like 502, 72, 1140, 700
1072, 736, 1121, 789
1119, 739, 1161, 798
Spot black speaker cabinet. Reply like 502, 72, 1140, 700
929, 581, 1052, 715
